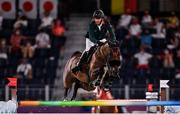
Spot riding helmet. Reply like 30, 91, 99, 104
93, 10, 104, 19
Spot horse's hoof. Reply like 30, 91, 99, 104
104, 87, 110, 92
103, 84, 110, 91
63, 99, 67, 101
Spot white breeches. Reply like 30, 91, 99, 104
85, 38, 107, 51
85, 39, 95, 51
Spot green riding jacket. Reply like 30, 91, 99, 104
88, 20, 116, 44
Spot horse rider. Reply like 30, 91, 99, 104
72, 9, 116, 76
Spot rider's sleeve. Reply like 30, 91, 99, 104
88, 23, 98, 43
106, 21, 116, 43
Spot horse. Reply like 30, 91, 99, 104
91, 87, 119, 113
63, 41, 121, 100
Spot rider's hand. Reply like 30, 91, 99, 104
97, 41, 104, 46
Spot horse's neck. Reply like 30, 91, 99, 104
101, 44, 110, 57
94, 44, 110, 64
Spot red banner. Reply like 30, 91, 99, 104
7, 78, 17, 87
125, 0, 137, 13
0, 0, 16, 19
19, 0, 37, 19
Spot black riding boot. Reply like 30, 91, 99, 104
72, 51, 88, 74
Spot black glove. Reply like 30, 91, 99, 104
97, 41, 104, 46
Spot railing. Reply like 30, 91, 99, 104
1, 85, 180, 101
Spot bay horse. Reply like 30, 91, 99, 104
63, 41, 121, 100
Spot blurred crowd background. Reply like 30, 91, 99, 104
0, 0, 179, 101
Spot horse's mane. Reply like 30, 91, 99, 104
71, 51, 82, 58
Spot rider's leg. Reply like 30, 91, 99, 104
72, 46, 95, 78
85, 38, 96, 63
72, 51, 88, 73
72, 38, 95, 74
72, 38, 97, 85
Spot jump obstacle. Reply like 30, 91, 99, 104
18, 80, 178, 112
19, 100, 180, 107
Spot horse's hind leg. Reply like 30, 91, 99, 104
70, 81, 79, 101
63, 88, 69, 100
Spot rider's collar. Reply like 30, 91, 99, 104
98, 22, 103, 30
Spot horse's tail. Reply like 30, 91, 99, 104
71, 51, 82, 58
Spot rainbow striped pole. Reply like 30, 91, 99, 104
19, 100, 180, 107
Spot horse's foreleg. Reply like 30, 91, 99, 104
92, 68, 104, 86
109, 76, 114, 86
70, 82, 79, 100
104, 76, 114, 90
